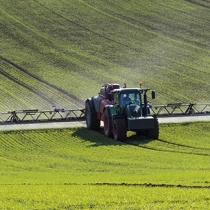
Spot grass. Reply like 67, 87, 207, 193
0, 122, 210, 209
1, 185, 209, 209
1, 0, 210, 111
1, 0, 210, 209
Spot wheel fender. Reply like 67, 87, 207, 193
104, 105, 120, 120
104, 105, 112, 118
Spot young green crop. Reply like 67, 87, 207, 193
0, 185, 209, 209
1, 0, 210, 208
0, 122, 209, 209
1, 0, 210, 111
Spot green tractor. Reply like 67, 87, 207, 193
85, 83, 159, 141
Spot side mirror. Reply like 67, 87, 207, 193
152, 90, 156, 99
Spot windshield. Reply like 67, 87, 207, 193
120, 91, 141, 106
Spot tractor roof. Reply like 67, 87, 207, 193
112, 88, 149, 93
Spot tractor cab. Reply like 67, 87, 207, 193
113, 89, 140, 104
112, 88, 155, 117
112, 89, 142, 117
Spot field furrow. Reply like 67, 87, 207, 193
0, 68, 54, 104
0, 56, 84, 105
0, 60, 84, 111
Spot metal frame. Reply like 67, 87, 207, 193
0, 108, 85, 123
150, 103, 210, 116
0, 103, 210, 124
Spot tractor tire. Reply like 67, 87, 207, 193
113, 118, 127, 141
136, 130, 143, 136
85, 101, 100, 130
147, 117, 159, 139
103, 109, 113, 137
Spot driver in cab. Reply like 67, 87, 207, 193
123, 93, 131, 106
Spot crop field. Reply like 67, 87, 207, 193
1, 0, 210, 209
1, 0, 210, 111
0, 122, 210, 209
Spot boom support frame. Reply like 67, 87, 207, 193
150, 103, 210, 116
0, 103, 209, 124
0, 108, 85, 123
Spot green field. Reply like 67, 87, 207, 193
1, 0, 210, 209
1, 0, 210, 111
0, 122, 210, 209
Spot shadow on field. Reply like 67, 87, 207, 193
72, 127, 154, 147
124, 132, 155, 147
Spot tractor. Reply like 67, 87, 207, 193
85, 82, 159, 141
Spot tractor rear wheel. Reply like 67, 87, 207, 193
113, 118, 127, 141
147, 117, 159, 139
103, 109, 113, 137
85, 101, 100, 130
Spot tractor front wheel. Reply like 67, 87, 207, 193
113, 118, 127, 141
147, 117, 159, 139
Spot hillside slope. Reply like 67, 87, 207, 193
1, 0, 210, 111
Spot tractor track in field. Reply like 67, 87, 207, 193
0, 68, 54, 104
0, 55, 84, 106
186, 0, 210, 10
1, 182, 209, 189
123, 140, 210, 157
156, 138, 210, 151
88, 182, 210, 189
32, 0, 136, 50
34, 0, 210, 52
30, 1, 210, 76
